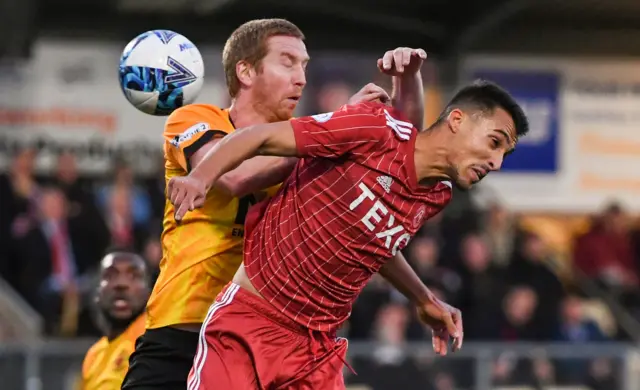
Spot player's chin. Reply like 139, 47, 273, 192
281, 99, 299, 113
453, 178, 475, 191
278, 107, 296, 120
108, 307, 134, 320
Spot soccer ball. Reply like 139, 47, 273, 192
119, 30, 204, 116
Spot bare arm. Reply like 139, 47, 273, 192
189, 121, 298, 192
380, 251, 464, 354
379, 251, 433, 304
169, 105, 382, 220
391, 72, 425, 129
189, 139, 297, 197
378, 47, 427, 128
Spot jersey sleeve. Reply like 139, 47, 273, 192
163, 104, 233, 172
290, 102, 413, 159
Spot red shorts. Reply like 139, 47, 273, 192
187, 283, 348, 390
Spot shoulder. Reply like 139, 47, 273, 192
164, 104, 233, 137
351, 102, 416, 141
411, 181, 453, 214
82, 337, 107, 374
431, 181, 453, 201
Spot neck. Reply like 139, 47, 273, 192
228, 91, 274, 128
413, 127, 452, 185
104, 314, 138, 341
106, 326, 126, 341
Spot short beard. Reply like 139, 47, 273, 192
98, 305, 145, 335
251, 79, 293, 122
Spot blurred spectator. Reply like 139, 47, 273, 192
482, 203, 517, 267
406, 235, 461, 301
142, 157, 168, 224
456, 233, 505, 340
573, 202, 638, 292
554, 294, 608, 384
351, 303, 430, 390
417, 211, 443, 240
348, 274, 392, 340
97, 160, 152, 227
436, 190, 482, 268
555, 294, 607, 343
372, 303, 409, 365
104, 186, 147, 252
586, 358, 619, 390
54, 152, 99, 219
497, 285, 540, 341
508, 232, 565, 338
52, 152, 110, 264
142, 235, 162, 286
13, 186, 98, 335
0, 147, 40, 289
493, 349, 555, 388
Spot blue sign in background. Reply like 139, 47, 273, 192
471, 70, 560, 173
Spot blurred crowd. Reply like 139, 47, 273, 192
2, 144, 640, 389
346, 200, 639, 389
0, 148, 165, 337
1, 82, 640, 389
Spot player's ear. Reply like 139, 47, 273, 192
446, 108, 464, 134
236, 60, 255, 90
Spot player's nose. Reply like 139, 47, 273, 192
292, 67, 306, 88
112, 275, 131, 290
488, 153, 504, 171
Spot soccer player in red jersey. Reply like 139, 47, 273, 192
168, 80, 529, 389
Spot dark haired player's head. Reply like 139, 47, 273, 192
95, 249, 150, 338
423, 80, 529, 190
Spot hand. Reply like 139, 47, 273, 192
416, 295, 463, 356
167, 175, 208, 221
377, 47, 427, 76
348, 83, 390, 105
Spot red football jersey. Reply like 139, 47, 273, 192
244, 102, 452, 333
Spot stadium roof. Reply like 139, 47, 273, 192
36, 0, 640, 56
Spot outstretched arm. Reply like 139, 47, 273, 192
189, 121, 299, 193
379, 251, 433, 304
378, 47, 427, 128
391, 71, 424, 128
213, 82, 406, 197
379, 251, 464, 355
168, 104, 389, 221
189, 140, 297, 198
163, 105, 297, 198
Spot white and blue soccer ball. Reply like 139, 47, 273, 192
119, 30, 204, 116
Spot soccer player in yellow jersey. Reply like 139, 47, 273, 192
123, 18, 427, 390
80, 250, 149, 390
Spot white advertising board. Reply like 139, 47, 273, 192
0, 39, 226, 174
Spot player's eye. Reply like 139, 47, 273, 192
281, 58, 294, 67
490, 137, 500, 148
